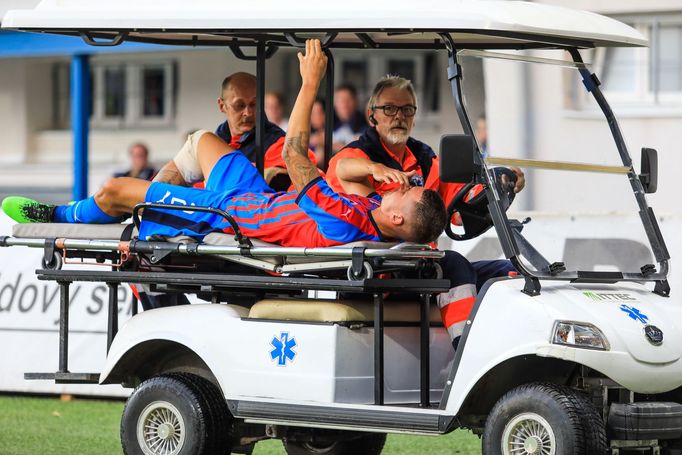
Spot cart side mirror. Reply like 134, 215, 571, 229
640, 147, 658, 194
439, 134, 476, 183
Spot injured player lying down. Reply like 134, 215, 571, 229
2, 40, 447, 248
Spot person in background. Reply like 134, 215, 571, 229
475, 115, 489, 158
265, 91, 289, 131
113, 142, 156, 181
332, 83, 368, 153
310, 98, 326, 168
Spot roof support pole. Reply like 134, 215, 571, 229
70, 54, 90, 200
323, 50, 335, 171
255, 41, 266, 175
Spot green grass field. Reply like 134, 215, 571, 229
0, 395, 481, 454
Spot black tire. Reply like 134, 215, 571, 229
283, 432, 386, 455
167, 373, 233, 454
572, 390, 608, 455
121, 374, 232, 455
482, 382, 607, 455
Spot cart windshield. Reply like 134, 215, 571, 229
443, 49, 668, 282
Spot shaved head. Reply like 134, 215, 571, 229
221, 72, 256, 96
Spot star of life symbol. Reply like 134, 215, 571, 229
270, 332, 297, 366
620, 304, 649, 324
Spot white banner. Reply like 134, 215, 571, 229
0, 212, 680, 396
0, 214, 134, 396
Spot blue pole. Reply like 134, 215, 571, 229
71, 54, 90, 201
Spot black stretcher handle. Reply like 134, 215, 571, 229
131, 202, 253, 248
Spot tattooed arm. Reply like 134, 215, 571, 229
152, 160, 189, 186
282, 39, 327, 193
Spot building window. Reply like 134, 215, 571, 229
654, 24, 682, 93
573, 16, 682, 108
142, 67, 167, 117
93, 61, 176, 127
52, 62, 71, 130
51, 60, 176, 129
101, 66, 126, 118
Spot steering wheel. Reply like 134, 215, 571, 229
445, 167, 517, 241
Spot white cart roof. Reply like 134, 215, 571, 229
1, 0, 646, 49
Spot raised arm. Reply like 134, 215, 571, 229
282, 39, 327, 193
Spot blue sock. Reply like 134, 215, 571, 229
53, 196, 121, 224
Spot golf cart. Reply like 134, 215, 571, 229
2, 1, 681, 454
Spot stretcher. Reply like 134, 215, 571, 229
0, 203, 449, 407
1, 203, 445, 281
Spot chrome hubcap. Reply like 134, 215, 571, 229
502, 412, 556, 455
137, 401, 186, 455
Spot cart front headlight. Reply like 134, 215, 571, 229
551, 321, 610, 351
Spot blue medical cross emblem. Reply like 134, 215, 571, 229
270, 332, 297, 366
620, 304, 649, 324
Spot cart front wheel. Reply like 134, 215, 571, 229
482, 382, 607, 455
121, 374, 230, 455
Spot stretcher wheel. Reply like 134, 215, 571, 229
42, 252, 63, 270
347, 262, 373, 281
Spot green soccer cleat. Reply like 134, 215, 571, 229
1, 196, 56, 223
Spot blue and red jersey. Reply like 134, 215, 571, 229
140, 151, 385, 247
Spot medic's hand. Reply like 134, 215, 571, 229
297, 39, 327, 86
369, 163, 416, 188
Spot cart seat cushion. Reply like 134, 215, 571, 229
248, 298, 442, 324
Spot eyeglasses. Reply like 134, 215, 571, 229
223, 99, 257, 112
371, 104, 417, 117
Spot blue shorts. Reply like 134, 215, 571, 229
139, 152, 273, 240
204, 150, 272, 194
